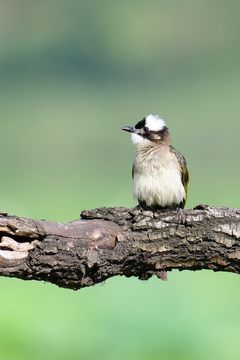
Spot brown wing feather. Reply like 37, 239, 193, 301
170, 145, 189, 208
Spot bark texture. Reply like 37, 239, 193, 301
0, 204, 240, 290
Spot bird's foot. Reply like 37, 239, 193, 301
177, 208, 187, 226
138, 202, 149, 211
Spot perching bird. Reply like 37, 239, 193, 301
121, 114, 189, 210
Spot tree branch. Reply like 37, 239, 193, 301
0, 205, 239, 289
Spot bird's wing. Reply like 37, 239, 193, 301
170, 145, 189, 205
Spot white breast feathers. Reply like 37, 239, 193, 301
133, 144, 186, 208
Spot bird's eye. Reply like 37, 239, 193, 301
144, 126, 149, 132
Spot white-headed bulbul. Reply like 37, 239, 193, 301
121, 114, 189, 210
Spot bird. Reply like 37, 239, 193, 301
121, 114, 189, 210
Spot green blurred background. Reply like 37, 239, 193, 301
1, 1, 240, 359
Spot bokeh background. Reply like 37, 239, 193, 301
1, 1, 240, 359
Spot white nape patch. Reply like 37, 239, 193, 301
145, 114, 166, 132
131, 132, 146, 145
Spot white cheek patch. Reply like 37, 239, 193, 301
152, 134, 161, 140
145, 114, 166, 131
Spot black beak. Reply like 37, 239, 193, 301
121, 126, 135, 133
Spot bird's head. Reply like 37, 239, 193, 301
121, 114, 170, 145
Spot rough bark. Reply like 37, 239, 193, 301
0, 204, 240, 290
